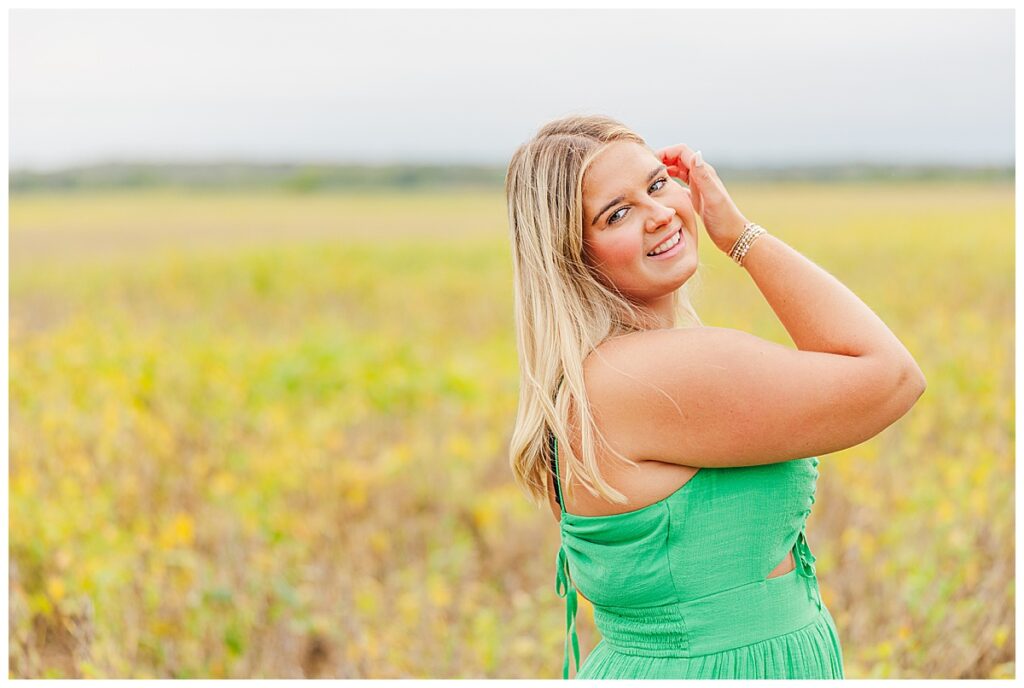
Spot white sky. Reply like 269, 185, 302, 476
9, 8, 1014, 170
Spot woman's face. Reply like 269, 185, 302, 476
581, 141, 699, 309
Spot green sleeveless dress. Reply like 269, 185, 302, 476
550, 435, 844, 679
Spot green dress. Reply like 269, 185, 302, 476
551, 435, 845, 679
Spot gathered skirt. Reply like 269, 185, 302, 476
578, 604, 843, 679
576, 567, 845, 679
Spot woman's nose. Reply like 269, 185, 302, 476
646, 203, 675, 231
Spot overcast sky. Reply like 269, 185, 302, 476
9, 8, 1014, 170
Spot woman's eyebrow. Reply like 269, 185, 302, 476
591, 164, 669, 227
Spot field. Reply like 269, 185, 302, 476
9, 182, 1015, 678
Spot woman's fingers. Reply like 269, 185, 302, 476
659, 145, 692, 184
658, 143, 709, 186
657, 143, 696, 173
657, 143, 714, 216
665, 164, 688, 184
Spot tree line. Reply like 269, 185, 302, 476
10, 161, 1012, 192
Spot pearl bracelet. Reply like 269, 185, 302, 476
728, 222, 768, 266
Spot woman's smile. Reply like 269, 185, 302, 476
646, 229, 684, 260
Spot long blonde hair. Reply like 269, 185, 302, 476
505, 114, 703, 508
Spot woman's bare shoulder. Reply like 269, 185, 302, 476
579, 326, 728, 465
583, 326, 713, 383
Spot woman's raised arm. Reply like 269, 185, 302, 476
580, 147, 926, 468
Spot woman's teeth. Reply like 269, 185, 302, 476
647, 230, 681, 256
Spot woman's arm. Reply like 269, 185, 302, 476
662, 144, 925, 382
582, 146, 927, 468
741, 231, 925, 382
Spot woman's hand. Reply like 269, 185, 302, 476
656, 144, 750, 255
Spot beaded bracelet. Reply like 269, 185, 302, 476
728, 222, 768, 266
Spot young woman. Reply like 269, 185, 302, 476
504, 115, 926, 679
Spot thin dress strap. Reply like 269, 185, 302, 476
551, 432, 580, 678
550, 431, 565, 512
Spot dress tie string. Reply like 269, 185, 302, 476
555, 543, 581, 679
794, 527, 823, 610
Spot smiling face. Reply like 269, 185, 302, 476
581, 141, 699, 319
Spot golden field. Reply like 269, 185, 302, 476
9, 182, 1014, 678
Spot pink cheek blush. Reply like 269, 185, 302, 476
604, 237, 644, 264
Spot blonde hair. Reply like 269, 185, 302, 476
505, 114, 703, 508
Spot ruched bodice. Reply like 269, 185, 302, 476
550, 435, 844, 679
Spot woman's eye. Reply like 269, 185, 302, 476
607, 178, 668, 226
608, 208, 627, 225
